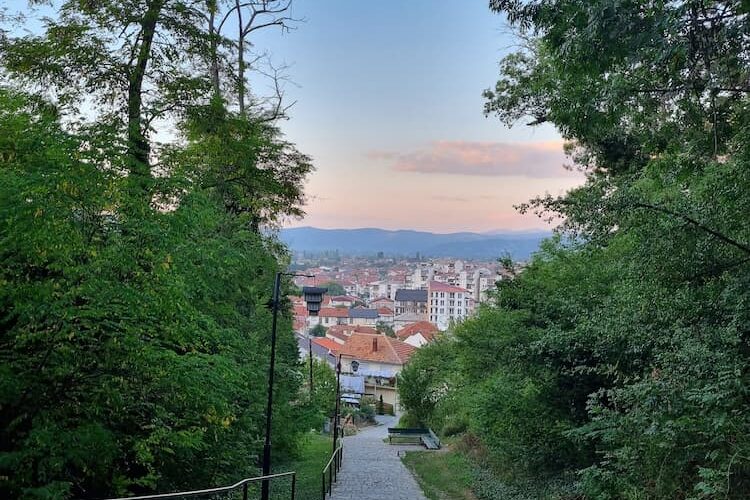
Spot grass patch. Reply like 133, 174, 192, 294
402, 450, 476, 500
273, 432, 333, 499
402, 447, 579, 500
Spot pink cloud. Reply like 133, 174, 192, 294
368, 140, 577, 178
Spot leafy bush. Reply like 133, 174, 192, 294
0, 91, 313, 498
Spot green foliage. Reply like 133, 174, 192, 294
0, 87, 311, 500
375, 321, 395, 337
342, 399, 376, 426
177, 101, 313, 229
400, 2, 750, 498
310, 324, 327, 337
398, 337, 461, 429
307, 358, 337, 425
273, 432, 333, 500
321, 281, 345, 296
0, 0, 314, 497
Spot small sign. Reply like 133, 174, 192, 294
351, 360, 359, 372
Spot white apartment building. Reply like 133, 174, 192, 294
427, 281, 474, 331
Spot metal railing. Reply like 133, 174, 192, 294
104, 471, 297, 500
321, 442, 343, 498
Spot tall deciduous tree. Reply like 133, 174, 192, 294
401, 1, 750, 497
0, 1, 317, 498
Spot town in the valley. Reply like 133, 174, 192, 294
290, 254, 515, 411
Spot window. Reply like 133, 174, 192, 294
439, 308, 444, 314
449, 292, 455, 298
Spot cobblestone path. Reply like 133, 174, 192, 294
330, 415, 427, 500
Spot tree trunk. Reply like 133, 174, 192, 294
126, 0, 165, 210
209, 4, 221, 98
236, 0, 246, 115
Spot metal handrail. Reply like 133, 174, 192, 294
104, 471, 297, 500
321, 440, 343, 498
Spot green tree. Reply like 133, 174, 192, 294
376, 321, 395, 338
310, 324, 327, 338
322, 281, 345, 296
0, 1, 312, 496
401, 2, 750, 498
0, 90, 312, 498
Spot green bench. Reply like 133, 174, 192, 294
387, 427, 441, 449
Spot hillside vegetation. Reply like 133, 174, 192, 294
400, 1, 750, 498
0, 1, 334, 498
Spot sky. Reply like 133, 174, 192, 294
5, 0, 585, 233
249, 0, 585, 233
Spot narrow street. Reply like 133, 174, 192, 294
330, 415, 427, 500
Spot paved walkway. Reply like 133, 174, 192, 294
330, 415, 427, 500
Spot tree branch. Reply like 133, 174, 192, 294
633, 202, 750, 256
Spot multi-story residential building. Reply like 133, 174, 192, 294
394, 289, 428, 315
427, 281, 474, 330
339, 280, 358, 296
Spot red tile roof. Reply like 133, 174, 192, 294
378, 307, 394, 315
328, 324, 378, 336
326, 330, 349, 343
319, 307, 349, 318
331, 295, 357, 302
312, 337, 341, 352
428, 281, 469, 293
397, 321, 439, 342
337, 333, 416, 365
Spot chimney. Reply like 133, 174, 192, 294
372, 337, 378, 352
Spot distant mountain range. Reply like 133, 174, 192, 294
279, 227, 552, 260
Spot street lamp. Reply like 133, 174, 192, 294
302, 286, 327, 393
261, 273, 319, 500
333, 354, 342, 457
302, 286, 326, 315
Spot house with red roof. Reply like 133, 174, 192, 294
336, 333, 416, 408
330, 295, 358, 307
377, 307, 394, 324
396, 321, 439, 347
310, 307, 349, 328
326, 324, 378, 344
369, 296, 395, 309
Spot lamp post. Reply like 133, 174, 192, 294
308, 336, 314, 393
332, 354, 342, 457
302, 286, 327, 395
261, 274, 322, 500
